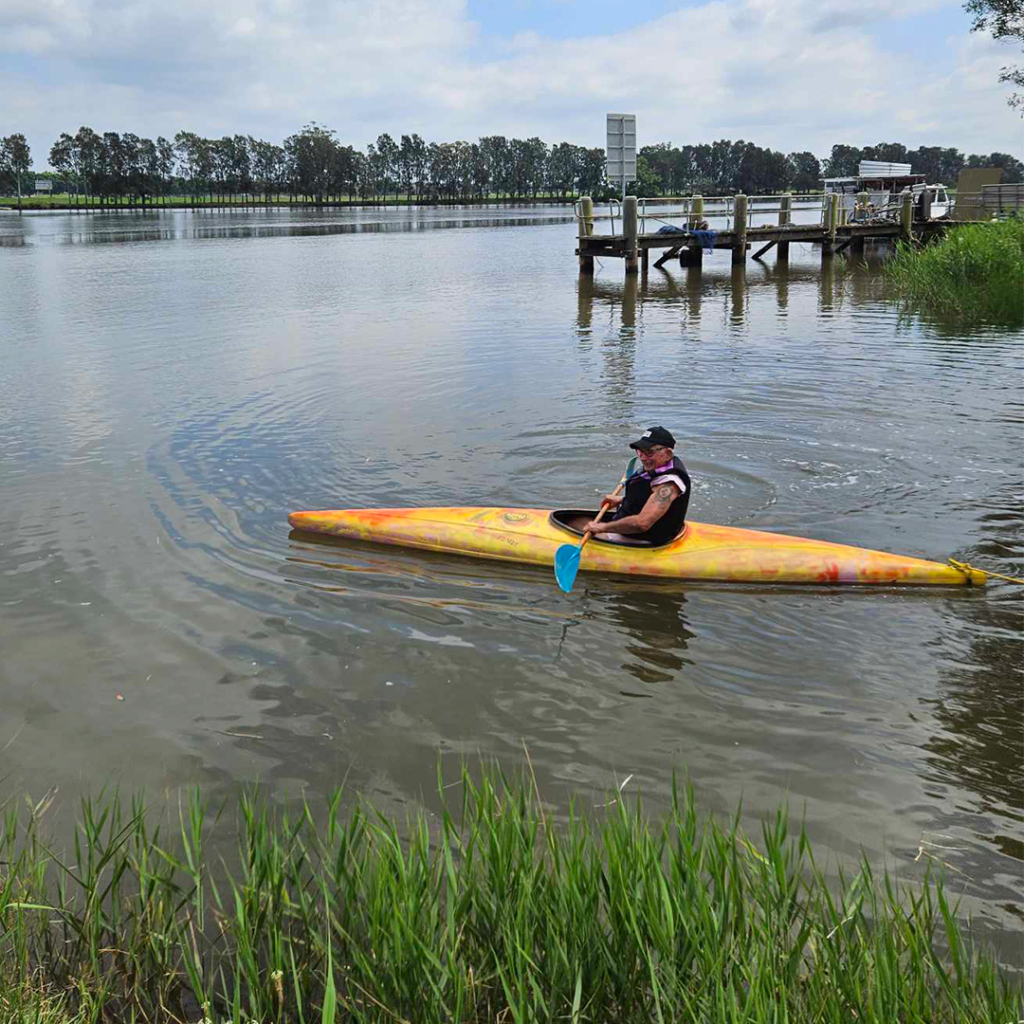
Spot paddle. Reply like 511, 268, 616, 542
554, 457, 638, 593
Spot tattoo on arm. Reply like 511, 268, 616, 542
655, 484, 676, 506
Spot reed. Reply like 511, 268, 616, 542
0, 770, 1019, 1024
884, 216, 1024, 326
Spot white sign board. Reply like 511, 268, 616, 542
34, 178, 53, 192
606, 113, 637, 192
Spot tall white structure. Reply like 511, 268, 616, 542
606, 114, 637, 197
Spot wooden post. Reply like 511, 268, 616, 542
920, 187, 933, 222
682, 193, 705, 267
900, 190, 913, 241
641, 246, 649, 274
688, 194, 704, 229
822, 193, 838, 259
623, 195, 639, 275
777, 192, 791, 262
578, 196, 595, 274
733, 194, 747, 265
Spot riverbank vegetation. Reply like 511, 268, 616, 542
1, 769, 1019, 1024
2, 126, 1021, 210
884, 216, 1024, 326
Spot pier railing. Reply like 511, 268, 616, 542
575, 194, 829, 235
575, 190, 1003, 238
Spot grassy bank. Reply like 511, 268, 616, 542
1, 770, 1019, 1024
884, 216, 1024, 326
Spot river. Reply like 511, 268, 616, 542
1, 205, 1021, 961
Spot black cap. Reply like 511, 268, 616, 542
629, 426, 676, 451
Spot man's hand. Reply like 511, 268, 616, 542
585, 519, 610, 536
600, 493, 624, 509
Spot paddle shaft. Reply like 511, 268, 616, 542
577, 477, 629, 554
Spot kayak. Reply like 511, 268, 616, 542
287, 507, 985, 586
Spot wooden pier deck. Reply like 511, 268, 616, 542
575, 191, 955, 274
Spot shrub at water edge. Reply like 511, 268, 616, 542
0, 769, 1020, 1024
884, 216, 1024, 326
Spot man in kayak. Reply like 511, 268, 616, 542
585, 426, 691, 546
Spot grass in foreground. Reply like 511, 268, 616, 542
0, 769, 1019, 1024
884, 216, 1024, 327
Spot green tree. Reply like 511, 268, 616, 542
639, 143, 676, 194
156, 137, 175, 202
174, 131, 212, 203
1, 133, 31, 203
73, 126, 104, 203
374, 133, 399, 200
578, 147, 607, 194
284, 123, 337, 204
49, 134, 75, 198
862, 141, 910, 165
478, 135, 508, 197
966, 151, 1024, 181
965, 0, 1024, 108
787, 151, 822, 191
908, 146, 964, 184
250, 138, 285, 201
628, 154, 663, 197
823, 144, 863, 177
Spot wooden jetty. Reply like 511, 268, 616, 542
576, 191, 956, 275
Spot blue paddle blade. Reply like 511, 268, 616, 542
554, 455, 636, 593
554, 543, 582, 593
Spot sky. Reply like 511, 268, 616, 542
3, 0, 1021, 169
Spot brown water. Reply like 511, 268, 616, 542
2, 206, 1021, 959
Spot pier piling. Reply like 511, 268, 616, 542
578, 196, 595, 274
733, 194, 748, 264
822, 193, 839, 259
777, 193, 791, 262
900, 190, 913, 241
685, 194, 705, 267
623, 196, 639, 274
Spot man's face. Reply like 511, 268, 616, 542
636, 445, 671, 468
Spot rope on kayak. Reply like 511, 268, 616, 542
948, 558, 1024, 585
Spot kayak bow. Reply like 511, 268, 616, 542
287, 507, 986, 586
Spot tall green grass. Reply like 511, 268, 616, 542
884, 216, 1024, 326
1, 770, 1019, 1024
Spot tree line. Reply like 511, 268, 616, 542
2, 127, 1021, 206
0, 125, 606, 205
636, 141, 1024, 197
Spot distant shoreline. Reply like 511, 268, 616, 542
0, 195, 582, 213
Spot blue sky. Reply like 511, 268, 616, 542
3, 0, 1020, 169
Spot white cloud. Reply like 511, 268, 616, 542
2, 0, 1018, 166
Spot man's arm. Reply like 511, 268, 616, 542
586, 483, 678, 535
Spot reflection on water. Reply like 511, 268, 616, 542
1, 205, 1021, 965
606, 583, 694, 686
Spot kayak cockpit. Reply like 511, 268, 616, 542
548, 510, 683, 548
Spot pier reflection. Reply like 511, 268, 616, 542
574, 248, 909, 334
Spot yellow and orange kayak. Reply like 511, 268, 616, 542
287, 507, 985, 586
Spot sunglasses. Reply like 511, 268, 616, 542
636, 445, 667, 458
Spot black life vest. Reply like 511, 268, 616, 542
613, 456, 691, 545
